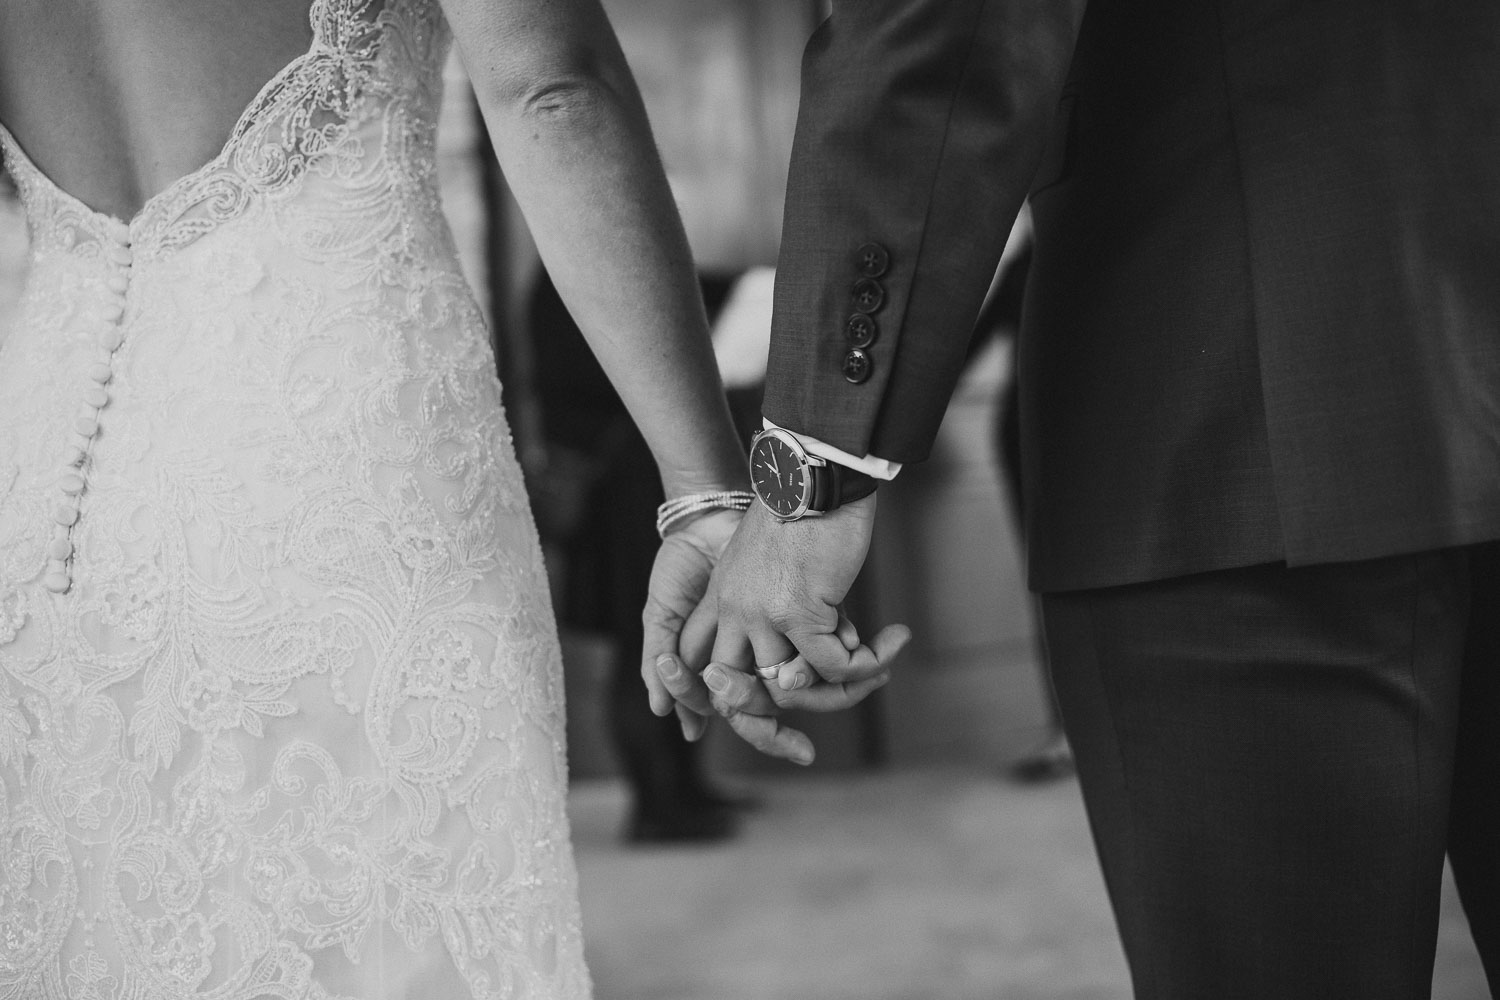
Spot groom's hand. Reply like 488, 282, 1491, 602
653, 494, 910, 762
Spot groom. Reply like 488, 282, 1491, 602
645, 0, 1500, 997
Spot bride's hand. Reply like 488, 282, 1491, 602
640, 507, 743, 742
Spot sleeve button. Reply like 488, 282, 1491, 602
854, 242, 890, 278
842, 349, 872, 384
851, 278, 885, 314
845, 313, 878, 348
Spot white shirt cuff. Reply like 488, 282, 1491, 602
762, 418, 903, 480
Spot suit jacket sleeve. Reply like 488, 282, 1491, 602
763, 0, 1083, 464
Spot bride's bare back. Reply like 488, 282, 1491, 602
0, 0, 311, 221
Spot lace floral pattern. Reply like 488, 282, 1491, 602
0, 2, 591, 997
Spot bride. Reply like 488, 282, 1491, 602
0, 0, 753, 996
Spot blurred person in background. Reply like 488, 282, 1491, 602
968, 208, 1073, 783
649, 2, 1500, 998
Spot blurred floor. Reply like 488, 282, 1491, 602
570, 767, 1490, 1000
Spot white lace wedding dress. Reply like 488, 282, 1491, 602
0, 1, 593, 997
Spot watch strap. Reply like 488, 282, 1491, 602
836, 465, 880, 505
809, 462, 879, 512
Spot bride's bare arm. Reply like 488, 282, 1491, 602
439, 0, 746, 499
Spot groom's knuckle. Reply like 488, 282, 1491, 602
822, 654, 855, 678
767, 605, 806, 632
728, 599, 763, 628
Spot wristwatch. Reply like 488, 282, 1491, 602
748, 427, 879, 521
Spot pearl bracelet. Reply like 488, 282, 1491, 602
655, 490, 755, 539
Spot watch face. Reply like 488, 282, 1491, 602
750, 433, 811, 518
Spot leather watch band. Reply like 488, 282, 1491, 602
833, 464, 880, 505
809, 462, 879, 512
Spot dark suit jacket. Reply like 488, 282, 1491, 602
762, 0, 1500, 592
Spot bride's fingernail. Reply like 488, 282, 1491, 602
703, 664, 730, 693
779, 670, 806, 691
655, 654, 680, 679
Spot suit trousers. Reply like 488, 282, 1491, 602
1042, 543, 1500, 1000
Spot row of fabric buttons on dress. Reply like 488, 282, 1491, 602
44, 219, 131, 594
843, 241, 889, 384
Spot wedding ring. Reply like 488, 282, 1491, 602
754, 652, 798, 680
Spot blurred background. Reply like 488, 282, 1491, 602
0, 2, 1485, 996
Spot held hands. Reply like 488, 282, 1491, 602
642, 494, 910, 765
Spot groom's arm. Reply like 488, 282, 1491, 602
647, 0, 1086, 761
765, 0, 1084, 463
